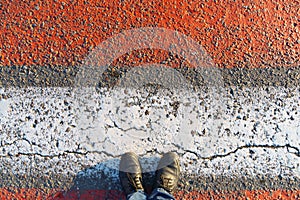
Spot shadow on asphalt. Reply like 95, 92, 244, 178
55, 156, 160, 199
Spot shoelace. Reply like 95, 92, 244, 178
133, 175, 143, 190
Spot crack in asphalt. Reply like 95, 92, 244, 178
0, 138, 32, 147
109, 120, 146, 132
179, 143, 300, 160
1, 141, 299, 159
0, 150, 117, 159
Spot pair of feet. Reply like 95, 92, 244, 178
119, 152, 180, 197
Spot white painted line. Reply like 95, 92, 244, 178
0, 87, 299, 179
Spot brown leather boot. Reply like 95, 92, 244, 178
119, 152, 144, 196
153, 152, 180, 194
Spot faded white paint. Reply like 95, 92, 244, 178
0, 86, 299, 179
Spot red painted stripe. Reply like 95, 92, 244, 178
1, 0, 299, 68
0, 189, 299, 200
